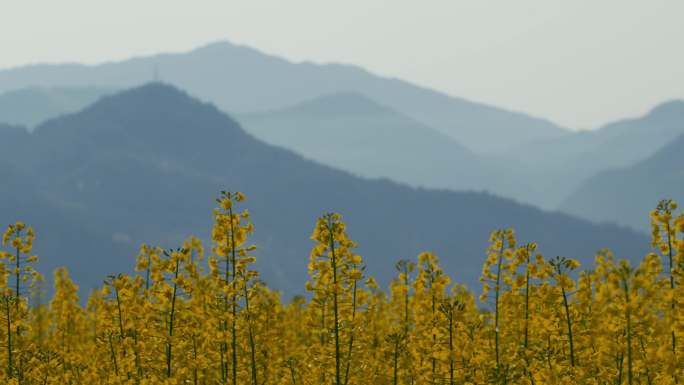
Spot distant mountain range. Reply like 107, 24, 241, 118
0, 86, 113, 128
561, 131, 684, 231
0, 84, 648, 296
510, 100, 684, 169
0, 41, 681, 233
237, 92, 505, 192
0, 41, 568, 153
498, 100, 684, 208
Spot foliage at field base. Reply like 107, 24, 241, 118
0, 194, 683, 385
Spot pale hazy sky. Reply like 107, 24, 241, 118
1, 1, 682, 129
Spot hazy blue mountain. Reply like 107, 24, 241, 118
2, 84, 647, 296
495, 100, 684, 209
237, 92, 503, 191
509, 100, 684, 169
0, 159, 129, 291
0, 86, 114, 128
561, 132, 684, 231
0, 123, 32, 169
0, 41, 568, 153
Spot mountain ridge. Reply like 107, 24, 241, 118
493, 98, 684, 209
561, 131, 684, 231
0, 83, 649, 296
0, 40, 569, 153
236, 90, 502, 192
0, 86, 114, 128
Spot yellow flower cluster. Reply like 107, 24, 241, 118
0, 196, 683, 384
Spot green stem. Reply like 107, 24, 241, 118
448, 311, 454, 385
328, 217, 342, 385
166, 258, 179, 378
393, 338, 399, 385
6, 296, 13, 378
561, 284, 575, 367
229, 205, 238, 385
494, 235, 505, 377
192, 335, 199, 385
108, 333, 119, 376
623, 278, 633, 385
343, 278, 358, 385
15, 245, 20, 315
666, 223, 677, 355
243, 281, 258, 385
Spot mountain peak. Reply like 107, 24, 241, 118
80, 82, 208, 117
192, 40, 244, 54
0, 40, 572, 153
32, 82, 245, 144
648, 99, 684, 117
108, 82, 188, 100
189, 40, 277, 63
0, 71, 651, 294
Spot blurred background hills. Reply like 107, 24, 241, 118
0, 41, 680, 295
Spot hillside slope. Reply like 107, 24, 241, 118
1, 83, 647, 295
496, 100, 684, 208
561, 132, 684, 231
237, 92, 502, 191
0, 41, 568, 153
0, 86, 114, 128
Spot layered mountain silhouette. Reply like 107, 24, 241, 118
561, 131, 684, 231
0, 83, 649, 296
0, 157, 130, 288
2, 45, 680, 220
237, 92, 504, 191
0, 123, 31, 163
0, 86, 114, 128
0, 41, 568, 153
497, 100, 684, 209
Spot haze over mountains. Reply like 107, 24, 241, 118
0, 40, 682, 236
0, 86, 113, 128
0, 84, 648, 295
0, 41, 568, 153
500, 100, 684, 208
237, 92, 505, 192
562, 131, 684, 231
